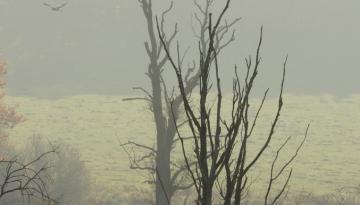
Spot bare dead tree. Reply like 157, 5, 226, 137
0, 148, 58, 205
122, 1, 240, 205
156, 0, 309, 205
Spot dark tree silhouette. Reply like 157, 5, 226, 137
156, 0, 309, 204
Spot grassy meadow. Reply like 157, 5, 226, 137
4, 94, 360, 196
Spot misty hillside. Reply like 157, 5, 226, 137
5, 94, 360, 195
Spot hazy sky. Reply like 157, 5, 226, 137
0, 0, 359, 98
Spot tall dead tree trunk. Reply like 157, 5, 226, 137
140, 2, 176, 204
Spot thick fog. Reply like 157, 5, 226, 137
0, 0, 359, 98
1, 1, 360, 205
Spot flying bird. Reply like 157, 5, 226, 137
43, 2, 67, 11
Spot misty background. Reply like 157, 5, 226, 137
0, 0, 359, 98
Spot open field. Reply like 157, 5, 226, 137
5, 94, 360, 196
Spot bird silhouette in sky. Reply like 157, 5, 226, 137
43, 2, 67, 11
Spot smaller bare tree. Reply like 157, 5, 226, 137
0, 147, 58, 205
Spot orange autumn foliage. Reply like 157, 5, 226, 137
0, 60, 24, 143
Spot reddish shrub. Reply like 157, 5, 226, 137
0, 60, 23, 153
